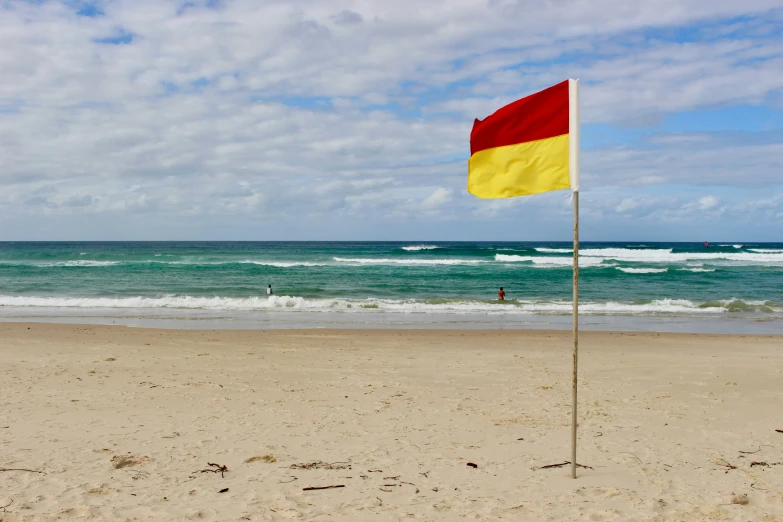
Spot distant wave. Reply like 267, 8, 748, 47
563, 247, 783, 266
616, 268, 668, 274
0, 295, 779, 316
401, 245, 439, 251
534, 247, 573, 253
41, 260, 121, 267
678, 268, 716, 273
238, 260, 328, 267
333, 257, 485, 266
4, 260, 328, 268
149, 260, 329, 267
495, 254, 609, 268
748, 248, 783, 253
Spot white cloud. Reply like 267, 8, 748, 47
0, 0, 781, 239
616, 198, 641, 213
697, 195, 721, 210
422, 187, 453, 208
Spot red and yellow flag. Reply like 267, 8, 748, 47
468, 80, 575, 199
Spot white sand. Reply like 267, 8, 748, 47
1, 323, 782, 521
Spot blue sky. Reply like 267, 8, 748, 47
0, 0, 782, 241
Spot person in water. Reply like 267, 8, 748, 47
266, 284, 273, 295
498, 287, 505, 301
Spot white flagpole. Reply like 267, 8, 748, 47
568, 78, 580, 479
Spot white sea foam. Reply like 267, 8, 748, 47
4, 295, 773, 316
616, 268, 668, 274
41, 260, 120, 267
678, 268, 716, 273
401, 245, 439, 251
575, 248, 783, 265
238, 260, 328, 267
534, 248, 573, 253
120, 260, 328, 267
333, 257, 486, 266
748, 248, 783, 253
495, 254, 608, 267
0, 294, 316, 311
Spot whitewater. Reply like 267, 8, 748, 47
0, 241, 781, 332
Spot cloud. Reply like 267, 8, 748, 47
0, 1, 781, 239
332, 10, 363, 26
697, 195, 720, 210
64, 194, 95, 207
422, 187, 453, 208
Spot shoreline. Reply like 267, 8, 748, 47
1, 310, 782, 334
3, 320, 783, 336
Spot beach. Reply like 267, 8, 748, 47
1, 323, 781, 521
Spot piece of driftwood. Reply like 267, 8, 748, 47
467, 462, 478, 468
218, 488, 229, 493
0, 468, 43, 473
620, 452, 644, 465
716, 460, 736, 473
197, 462, 228, 478
539, 461, 569, 469
303, 485, 345, 491
538, 461, 593, 470
290, 461, 350, 470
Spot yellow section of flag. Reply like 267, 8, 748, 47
468, 134, 570, 199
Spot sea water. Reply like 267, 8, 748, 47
0, 241, 781, 332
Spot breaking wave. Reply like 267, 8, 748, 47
41, 261, 121, 267
534, 247, 573, 253
1, 295, 779, 316
495, 254, 610, 268
500, 247, 783, 266
333, 257, 486, 266
401, 245, 439, 251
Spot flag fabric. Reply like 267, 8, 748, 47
468, 80, 574, 199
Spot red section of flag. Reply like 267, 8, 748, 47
470, 80, 569, 155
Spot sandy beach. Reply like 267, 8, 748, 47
1, 323, 781, 521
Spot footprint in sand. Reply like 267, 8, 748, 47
61, 505, 91, 517
86, 487, 113, 495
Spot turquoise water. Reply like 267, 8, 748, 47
0, 241, 782, 331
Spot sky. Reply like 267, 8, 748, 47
1, 0, 782, 241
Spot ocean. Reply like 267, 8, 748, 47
1, 241, 782, 333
